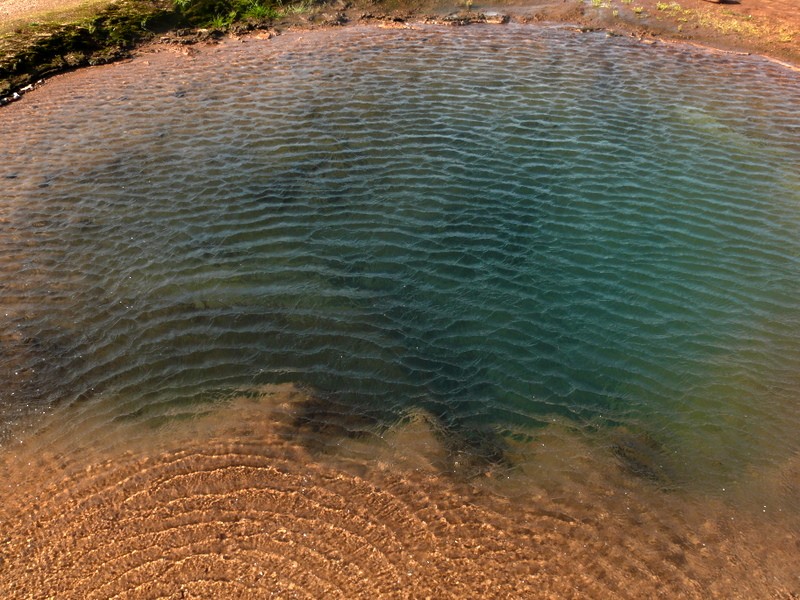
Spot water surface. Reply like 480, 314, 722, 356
1, 25, 799, 495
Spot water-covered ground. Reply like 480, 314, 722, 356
1, 24, 799, 597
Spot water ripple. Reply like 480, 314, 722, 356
0, 25, 799, 489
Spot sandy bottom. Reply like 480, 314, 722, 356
1, 384, 797, 598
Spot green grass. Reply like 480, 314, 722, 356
243, 1, 281, 19
281, 0, 311, 15
655, 2, 683, 16
174, 0, 313, 27
209, 11, 236, 27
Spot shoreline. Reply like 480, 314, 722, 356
1, 0, 798, 104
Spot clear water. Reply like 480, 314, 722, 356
1, 24, 799, 491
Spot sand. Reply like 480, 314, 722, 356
0, 0, 111, 32
0, 0, 93, 19
574, 0, 800, 66
1, 385, 798, 598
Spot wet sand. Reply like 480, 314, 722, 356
1, 385, 798, 598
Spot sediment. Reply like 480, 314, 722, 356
1, 386, 797, 598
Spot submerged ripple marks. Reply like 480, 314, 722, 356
1, 389, 796, 598
0, 25, 799, 484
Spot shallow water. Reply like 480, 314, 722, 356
1, 20, 799, 526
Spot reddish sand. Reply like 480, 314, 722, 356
0, 385, 798, 598
572, 0, 799, 65
349, 0, 800, 65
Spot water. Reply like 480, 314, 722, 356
1, 25, 799, 493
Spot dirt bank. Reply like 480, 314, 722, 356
572, 0, 798, 65
378, 0, 798, 66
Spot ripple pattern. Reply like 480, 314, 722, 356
1, 387, 797, 598
0, 25, 799, 489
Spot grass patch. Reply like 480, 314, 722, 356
689, 6, 797, 41
655, 1, 682, 15
281, 0, 312, 15
175, 0, 314, 27
244, 1, 281, 19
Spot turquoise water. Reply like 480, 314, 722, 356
1, 25, 799, 487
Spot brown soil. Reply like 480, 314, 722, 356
569, 0, 800, 66
305, 0, 800, 66
364, 0, 799, 66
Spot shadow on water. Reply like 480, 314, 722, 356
3, 26, 798, 493
0, 135, 680, 486
240, 170, 679, 482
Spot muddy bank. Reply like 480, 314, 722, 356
0, 0, 349, 101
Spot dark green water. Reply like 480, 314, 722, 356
1, 25, 799, 487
